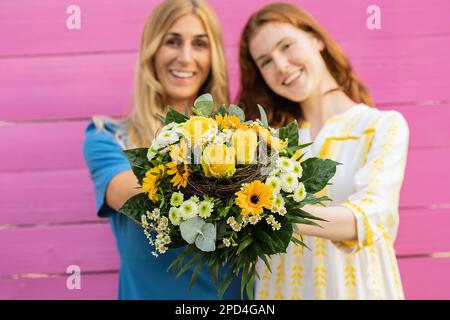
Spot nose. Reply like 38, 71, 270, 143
273, 54, 289, 74
177, 44, 193, 64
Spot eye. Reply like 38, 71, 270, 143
282, 42, 292, 51
164, 37, 181, 47
193, 39, 209, 49
260, 58, 272, 68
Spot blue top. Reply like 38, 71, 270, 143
82, 119, 243, 300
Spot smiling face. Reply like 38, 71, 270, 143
249, 22, 329, 103
154, 13, 212, 107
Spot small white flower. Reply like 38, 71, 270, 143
169, 207, 180, 225
248, 215, 261, 225
277, 206, 287, 216
293, 183, 307, 202
292, 161, 303, 178
265, 215, 276, 225
222, 238, 231, 247
190, 195, 200, 203
268, 168, 282, 177
198, 200, 214, 219
155, 131, 179, 148
170, 192, 184, 207
272, 221, 281, 231
180, 200, 198, 219
226, 216, 236, 225
231, 222, 242, 232
273, 194, 285, 208
265, 176, 281, 194
147, 146, 158, 162
276, 157, 294, 173
147, 208, 160, 220
141, 214, 149, 228
281, 173, 299, 193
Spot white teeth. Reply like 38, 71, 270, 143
170, 70, 195, 78
283, 69, 303, 86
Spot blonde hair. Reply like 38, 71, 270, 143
94, 0, 229, 148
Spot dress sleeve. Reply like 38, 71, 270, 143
332, 111, 410, 253
82, 120, 131, 218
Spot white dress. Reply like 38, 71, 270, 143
255, 104, 409, 300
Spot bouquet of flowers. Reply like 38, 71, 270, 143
119, 93, 338, 299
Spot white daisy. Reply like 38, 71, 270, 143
222, 238, 231, 247
169, 207, 181, 225
170, 192, 184, 207
265, 176, 281, 194
198, 200, 214, 219
280, 173, 299, 193
292, 161, 303, 178
293, 183, 307, 202
180, 200, 198, 219
276, 157, 294, 173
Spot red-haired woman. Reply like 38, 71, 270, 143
238, 3, 409, 300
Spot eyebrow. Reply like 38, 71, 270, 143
255, 38, 287, 63
165, 32, 209, 38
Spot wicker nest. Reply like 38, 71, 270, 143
184, 164, 269, 199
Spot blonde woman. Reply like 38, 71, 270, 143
238, 3, 409, 299
83, 0, 240, 299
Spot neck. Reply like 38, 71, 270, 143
300, 74, 356, 126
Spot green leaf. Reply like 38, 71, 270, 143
123, 148, 150, 182
237, 236, 253, 255
118, 193, 151, 225
184, 103, 190, 117
246, 265, 256, 300
286, 214, 323, 228
167, 245, 196, 273
301, 157, 340, 194
164, 107, 189, 125
211, 104, 228, 117
229, 104, 245, 122
193, 93, 214, 116
189, 253, 208, 290
195, 223, 216, 252
257, 104, 268, 128
176, 253, 202, 278
279, 121, 299, 147
156, 113, 166, 123
240, 262, 250, 300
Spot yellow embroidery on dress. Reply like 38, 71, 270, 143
368, 245, 384, 299
256, 260, 272, 300
344, 201, 374, 246
362, 128, 375, 165
344, 255, 357, 299
273, 254, 285, 299
290, 233, 304, 300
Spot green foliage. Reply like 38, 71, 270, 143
279, 121, 299, 147
301, 157, 340, 194
123, 148, 151, 182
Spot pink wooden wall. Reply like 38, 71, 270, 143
1, 0, 449, 299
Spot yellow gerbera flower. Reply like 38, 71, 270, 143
142, 164, 165, 202
214, 114, 242, 130
235, 180, 273, 216
166, 162, 190, 189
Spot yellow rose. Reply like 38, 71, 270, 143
201, 144, 236, 178
255, 125, 288, 152
182, 116, 218, 146
232, 128, 258, 164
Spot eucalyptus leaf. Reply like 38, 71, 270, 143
257, 104, 268, 128
229, 104, 245, 121
193, 93, 214, 116
195, 223, 216, 252
180, 217, 205, 244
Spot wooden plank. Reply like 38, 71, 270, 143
395, 208, 450, 256
0, 169, 99, 225
0, 224, 119, 276
0, 273, 117, 299
1, 0, 449, 56
0, 53, 135, 121
398, 257, 450, 299
2, 34, 449, 121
